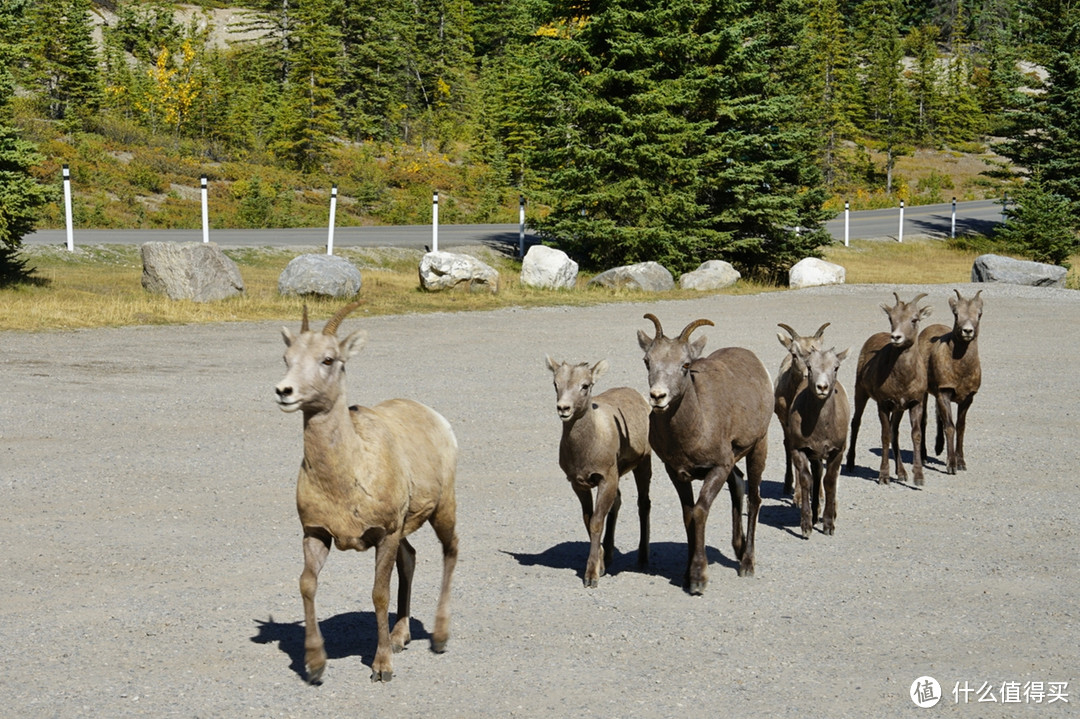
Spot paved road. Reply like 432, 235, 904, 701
23, 200, 1005, 250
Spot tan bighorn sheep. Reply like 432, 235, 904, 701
774, 322, 831, 499
637, 314, 772, 594
545, 357, 652, 588
786, 344, 850, 538
846, 292, 932, 485
275, 302, 459, 684
919, 289, 984, 474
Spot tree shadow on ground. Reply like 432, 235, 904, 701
251, 611, 431, 683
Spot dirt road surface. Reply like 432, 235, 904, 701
2, 282, 1077, 717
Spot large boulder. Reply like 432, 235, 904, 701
419, 251, 500, 293
789, 257, 846, 289
679, 260, 741, 291
278, 254, 363, 298
587, 261, 675, 292
141, 241, 244, 302
971, 254, 1067, 288
520, 245, 578, 290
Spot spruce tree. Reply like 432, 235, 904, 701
522, 0, 830, 279
0, 124, 50, 284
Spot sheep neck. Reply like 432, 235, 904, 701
300, 393, 363, 484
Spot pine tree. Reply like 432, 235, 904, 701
904, 24, 942, 144
0, 124, 50, 283
26, 0, 102, 127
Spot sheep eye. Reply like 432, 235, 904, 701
322, 357, 335, 366
581, 383, 590, 392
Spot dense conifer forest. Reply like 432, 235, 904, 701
1, 0, 1078, 278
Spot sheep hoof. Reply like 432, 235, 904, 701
431, 638, 448, 653
877, 474, 890, 485
583, 576, 599, 589
305, 662, 325, 685
370, 668, 393, 683
688, 581, 707, 595
801, 525, 812, 539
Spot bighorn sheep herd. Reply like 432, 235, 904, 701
274, 290, 985, 682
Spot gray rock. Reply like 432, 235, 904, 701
971, 254, 1067, 287
141, 241, 244, 302
789, 257, 846, 289
419, 251, 500, 293
278, 254, 363, 298
679, 260, 741, 291
520, 245, 579, 290
587, 261, 675, 292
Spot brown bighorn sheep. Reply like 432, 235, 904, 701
786, 344, 850, 538
774, 322, 830, 499
637, 314, 772, 593
919, 289, 984, 474
545, 356, 652, 587
275, 302, 459, 684
846, 292, 932, 485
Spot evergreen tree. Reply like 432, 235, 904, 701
523, 0, 830, 278
994, 174, 1077, 265
904, 24, 942, 144
0, 124, 50, 283
26, 0, 102, 127
411, 0, 478, 148
267, 0, 343, 171
853, 0, 914, 193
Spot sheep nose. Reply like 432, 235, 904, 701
816, 381, 830, 395
890, 332, 904, 344
556, 403, 570, 415
276, 385, 293, 399
650, 389, 667, 404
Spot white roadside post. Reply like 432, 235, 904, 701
327, 184, 338, 255
518, 195, 526, 258
63, 165, 74, 251
898, 200, 905, 243
432, 191, 439, 252
951, 197, 957, 239
201, 176, 209, 243
844, 200, 850, 247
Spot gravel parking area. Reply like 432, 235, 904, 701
2, 282, 1077, 717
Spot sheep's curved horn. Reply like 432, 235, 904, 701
911, 292, 928, 306
813, 322, 831, 339
678, 318, 715, 342
643, 313, 664, 339
301, 304, 310, 333
777, 323, 797, 338
323, 301, 363, 336
953, 288, 963, 301
892, 291, 902, 306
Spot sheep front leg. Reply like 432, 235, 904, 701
390, 537, 415, 652
370, 533, 401, 682
792, 449, 814, 539
876, 403, 894, 485
954, 394, 974, 471
300, 530, 332, 684
580, 473, 620, 588
908, 401, 925, 486
632, 460, 652, 568
821, 449, 843, 535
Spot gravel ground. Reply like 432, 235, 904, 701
2, 282, 1077, 718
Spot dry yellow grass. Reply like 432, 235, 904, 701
2, 241, 1075, 332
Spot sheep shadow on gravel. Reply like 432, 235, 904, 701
251, 612, 431, 682
506, 541, 734, 588
846, 448, 928, 488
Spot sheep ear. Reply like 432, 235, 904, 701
545, 355, 560, 374
341, 329, 367, 359
592, 359, 609, 379
949, 293, 958, 312
637, 329, 654, 352
836, 347, 850, 362
689, 335, 707, 359
920, 306, 933, 320
282, 327, 296, 347
777, 333, 794, 350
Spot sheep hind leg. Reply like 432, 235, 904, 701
876, 403, 894, 485
429, 500, 458, 654
300, 531, 332, 684
909, 401, 925, 486
846, 387, 868, 474
601, 486, 622, 574
389, 537, 415, 653
633, 460, 652, 568
740, 440, 766, 577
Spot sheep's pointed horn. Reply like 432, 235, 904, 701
813, 322, 831, 339
892, 291, 902, 306
911, 292, 928, 305
643, 313, 664, 339
777, 323, 797, 338
301, 304, 310, 333
954, 288, 963, 301
678, 318, 715, 342
323, 301, 363, 336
